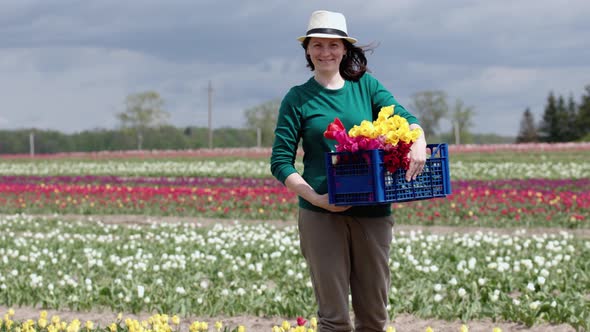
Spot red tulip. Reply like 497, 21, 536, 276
296, 317, 307, 326
323, 118, 345, 140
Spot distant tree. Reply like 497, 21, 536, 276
516, 108, 538, 143
564, 94, 579, 141
244, 99, 281, 147
538, 92, 560, 142
409, 91, 448, 136
577, 85, 590, 139
117, 91, 169, 150
449, 99, 475, 144
554, 95, 574, 142
214, 127, 257, 147
33, 129, 74, 153
140, 125, 191, 150
0, 130, 28, 153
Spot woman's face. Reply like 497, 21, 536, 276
306, 37, 346, 74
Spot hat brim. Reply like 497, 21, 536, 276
297, 33, 357, 44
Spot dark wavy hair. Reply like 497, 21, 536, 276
301, 38, 374, 81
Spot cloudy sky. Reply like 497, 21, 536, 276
1, 0, 589, 137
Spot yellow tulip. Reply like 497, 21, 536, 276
310, 317, 317, 329
282, 320, 291, 330
189, 322, 200, 332
39, 318, 48, 328
385, 131, 400, 145
378, 105, 395, 121
67, 319, 81, 332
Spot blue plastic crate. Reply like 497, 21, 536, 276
325, 143, 452, 206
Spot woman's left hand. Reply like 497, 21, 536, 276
406, 135, 427, 182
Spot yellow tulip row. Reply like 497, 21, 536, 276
1, 309, 505, 332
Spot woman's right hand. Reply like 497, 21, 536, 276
284, 173, 351, 212
312, 193, 351, 212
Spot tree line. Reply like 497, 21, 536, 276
0, 126, 259, 154
517, 85, 590, 143
3, 85, 588, 155
0, 91, 259, 154
244, 91, 514, 147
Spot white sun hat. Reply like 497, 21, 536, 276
297, 10, 358, 44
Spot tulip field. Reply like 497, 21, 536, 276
0, 143, 589, 331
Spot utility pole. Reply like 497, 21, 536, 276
29, 131, 35, 156
257, 127, 261, 147
208, 80, 213, 149
453, 120, 460, 145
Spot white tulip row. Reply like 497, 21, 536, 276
1, 159, 589, 179
0, 213, 588, 324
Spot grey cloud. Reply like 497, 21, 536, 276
1, 0, 590, 137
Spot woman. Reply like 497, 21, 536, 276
270, 10, 427, 332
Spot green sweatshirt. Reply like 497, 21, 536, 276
270, 73, 419, 217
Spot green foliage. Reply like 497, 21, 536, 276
448, 99, 475, 144
0, 127, 259, 154
516, 108, 538, 143
577, 85, 590, 138
212, 127, 257, 148
564, 94, 579, 141
537, 86, 590, 143
117, 91, 170, 150
538, 92, 560, 142
0, 130, 29, 153
433, 133, 514, 145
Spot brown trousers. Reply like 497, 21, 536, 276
298, 208, 394, 332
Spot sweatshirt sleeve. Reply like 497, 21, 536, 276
365, 73, 420, 125
270, 89, 302, 184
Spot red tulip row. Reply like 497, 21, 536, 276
0, 179, 586, 227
